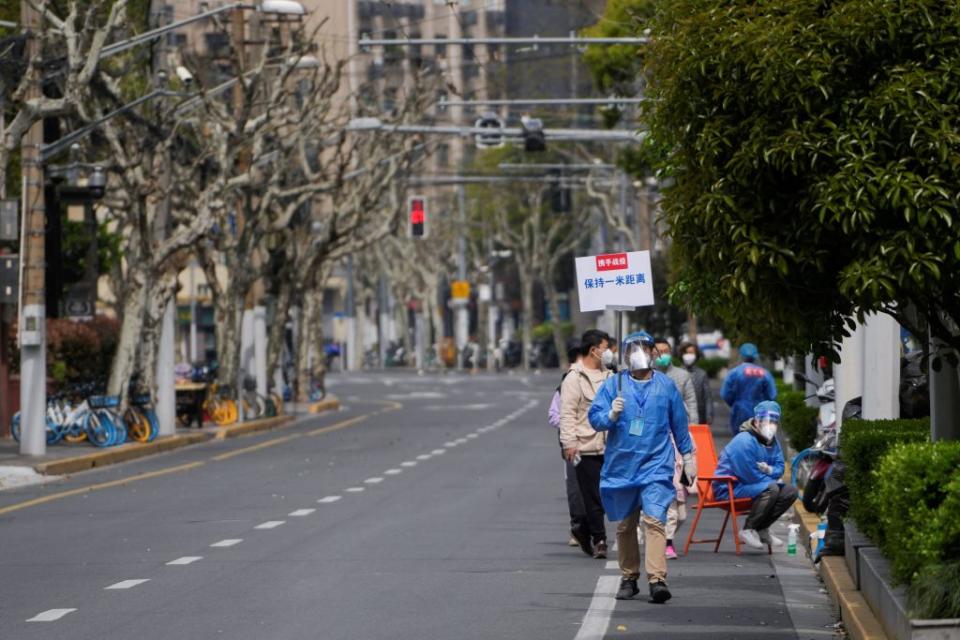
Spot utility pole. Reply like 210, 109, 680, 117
19, 0, 47, 456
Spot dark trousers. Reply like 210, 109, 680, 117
745, 482, 799, 531
565, 460, 587, 531
574, 454, 606, 544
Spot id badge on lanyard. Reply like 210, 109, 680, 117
628, 385, 649, 437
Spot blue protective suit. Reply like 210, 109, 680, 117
720, 363, 777, 435
713, 429, 785, 500
588, 371, 694, 523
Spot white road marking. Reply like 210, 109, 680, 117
26, 608, 77, 622
466, 433, 479, 439
289, 508, 316, 517
455, 438, 469, 444
430, 449, 446, 455
317, 495, 341, 503
604, 560, 618, 570
384, 468, 403, 475
105, 579, 150, 590
364, 477, 384, 484
167, 556, 203, 566
346, 486, 365, 492
416, 454, 432, 460
443, 441, 457, 447
400, 461, 417, 467
574, 575, 619, 640
255, 520, 286, 530
211, 538, 243, 548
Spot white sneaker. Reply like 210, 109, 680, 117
738, 528, 764, 549
759, 529, 784, 547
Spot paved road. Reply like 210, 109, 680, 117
0, 371, 838, 639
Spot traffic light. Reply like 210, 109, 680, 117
474, 112, 504, 149
408, 195, 428, 238
521, 115, 546, 152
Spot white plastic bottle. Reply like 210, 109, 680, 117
787, 523, 800, 556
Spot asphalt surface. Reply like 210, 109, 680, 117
0, 371, 839, 639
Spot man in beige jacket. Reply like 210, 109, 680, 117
559, 329, 614, 559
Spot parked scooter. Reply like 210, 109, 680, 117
790, 378, 837, 502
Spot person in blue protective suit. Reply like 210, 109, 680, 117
713, 400, 798, 549
588, 331, 696, 604
720, 343, 777, 436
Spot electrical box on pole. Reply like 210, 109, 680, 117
408, 195, 428, 238
521, 116, 546, 152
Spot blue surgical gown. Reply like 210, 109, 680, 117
588, 371, 694, 523
720, 363, 777, 435
713, 431, 785, 500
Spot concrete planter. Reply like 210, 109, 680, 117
859, 547, 960, 640
844, 520, 876, 589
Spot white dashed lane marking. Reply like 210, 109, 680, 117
400, 461, 417, 467
430, 449, 446, 455
346, 487, 365, 493
317, 496, 341, 503
167, 556, 203, 566
443, 441, 457, 447
26, 608, 77, 622
105, 579, 150, 590
466, 434, 479, 439
415, 454, 432, 460
384, 469, 402, 475
211, 538, 243, 548
255, 521, 286, 530
289, 508, 315, 517
364, 477, 383, 484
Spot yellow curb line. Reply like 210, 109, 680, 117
0, 461, 205, 516
308, 396, 341, 414
33, 433, 209, 476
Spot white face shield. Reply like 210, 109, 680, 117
623, 338, 657, 373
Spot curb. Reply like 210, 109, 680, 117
308, 396, 341, 414
794, 508, 890, 640
211, 415, 294, 440
34, 432, 210, 476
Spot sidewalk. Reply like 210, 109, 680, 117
0, 396, 340, 480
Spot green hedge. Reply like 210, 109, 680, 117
696, 356, 728, 379
841, 418, 929, 544
777, 388, 818, 451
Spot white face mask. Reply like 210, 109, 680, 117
682, 353, 697, 367
629, 349, 651, 372
761, 423, 778, 442
600, 348, 615, 368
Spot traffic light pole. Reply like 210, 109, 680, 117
455, 185, 469, 371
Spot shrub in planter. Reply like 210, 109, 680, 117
908, 560, 960, 620
696, 356, 728, 379
778, 389, 818, 451
840, 418, 929, 544
874, 441, 960, 587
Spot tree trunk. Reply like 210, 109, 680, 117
216, 292, 244, 394
295, 288, 322, 402
266, 280, 292, 387
544, 278, 568, 370
519, 271, 534, 371
108, 276, 148, 398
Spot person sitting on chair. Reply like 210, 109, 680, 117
713, 400, 797, 549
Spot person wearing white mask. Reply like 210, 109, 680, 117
679, 341, 713, 426
560, 330, 614, 559
588, 331, 696, 603
713, 401, 797, 549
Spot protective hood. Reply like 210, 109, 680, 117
740, 418, 775, 446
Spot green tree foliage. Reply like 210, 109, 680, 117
585, 0, 960, 358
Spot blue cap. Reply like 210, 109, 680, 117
624, 331, 654, 348
754, 400, 781, 420
739, 342, 759, 360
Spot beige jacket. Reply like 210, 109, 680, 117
558, 362, 611, 455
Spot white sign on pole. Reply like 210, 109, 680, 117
575, 250, 655, 312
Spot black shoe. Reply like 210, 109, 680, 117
571, 525, 593, 557
649, 580, 672, 604
593, 541, 608, 559
615, 578, 639, 600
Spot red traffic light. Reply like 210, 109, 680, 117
408, 195, 427, 238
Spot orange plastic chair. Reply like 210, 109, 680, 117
683, 424, 771, 556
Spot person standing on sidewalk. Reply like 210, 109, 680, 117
588, 331, 696, 603
713, 400, 797, 549
720, 342, 777, 436
679, 341, 713, 426
549, 345, 588, 548
559, 330, 614, 560
653, 338, 698, 422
